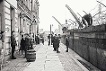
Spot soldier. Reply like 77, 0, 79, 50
65, 36, 69, 52
54, 34, 60, 53
11, 31, 17, 59
52, 34, 56, 51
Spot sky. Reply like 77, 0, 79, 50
39, 0, 106, 31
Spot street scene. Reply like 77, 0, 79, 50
0, 0, 106, 71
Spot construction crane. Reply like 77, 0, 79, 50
97, 0, 106, 8
52, 16, 70, 33
52, 16, 72, 28
65, 4, 83, 28
52, 16, 63, 27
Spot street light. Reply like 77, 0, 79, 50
50, 24, 53, 45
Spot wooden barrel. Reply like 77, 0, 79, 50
26, 49, 36, 62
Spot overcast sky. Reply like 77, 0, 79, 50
39, 0, 106, 31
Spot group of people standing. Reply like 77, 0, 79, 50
19, 34, 33, 58
48, 34, 60, 53
11, 32, 33, 59
48, 34, 70, 53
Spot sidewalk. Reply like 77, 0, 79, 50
2, 42, 65, 71
23, 42, 65, 71
1, 44, 41, 71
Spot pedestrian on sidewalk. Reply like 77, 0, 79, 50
48, 34, 50, 45
19, 35, 25, 55
41, 37, 44, 45
65, 36, 69, 52
35, 35, 40, 45
24, 34, 31, 58
54, 34, 60, 53
52, 34, 56, 51
35, 35, 37, 44
11, 31, 17, 59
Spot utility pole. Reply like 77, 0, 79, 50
50, 24, 52, 45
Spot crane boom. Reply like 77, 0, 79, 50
65, 4, 83, 28
97, 1, 106, 8
52, 16, 63, 27
77, 12, 82, 17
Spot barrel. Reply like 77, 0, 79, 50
26, 49, 36, 62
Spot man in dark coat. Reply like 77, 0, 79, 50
48, 34, 50, 45
41, 37, 44, 45
11, 31, 17, 59
66, 36, 69, 52
52, 35, 56, 51
24, 34, 31, 57
54, 34, 60, 53
35, 35, 37, 44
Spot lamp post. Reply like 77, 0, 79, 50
50, 24, 53, 45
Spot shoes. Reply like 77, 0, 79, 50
57, 51, 60, 53
66, 50, 68, 52
53, 49, 56, 51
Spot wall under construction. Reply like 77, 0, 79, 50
69, 24, 106, 71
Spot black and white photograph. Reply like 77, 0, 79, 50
0, 0, 106, 71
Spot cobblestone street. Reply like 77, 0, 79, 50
2, 42, 100, 71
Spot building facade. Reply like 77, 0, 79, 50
17, 0, 32, 35
0, 0, 40, 67
17, 0, 39, 42
0, 0, 18, 66
31, 0, 39, 35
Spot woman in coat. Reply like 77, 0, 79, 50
20, 35, 25, 55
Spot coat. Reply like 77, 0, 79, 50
66, 38, 69, 47
25, 37, 31, 50
53, 37, 60, 48
20, 38, 25, 50
11, 36, 17, 47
